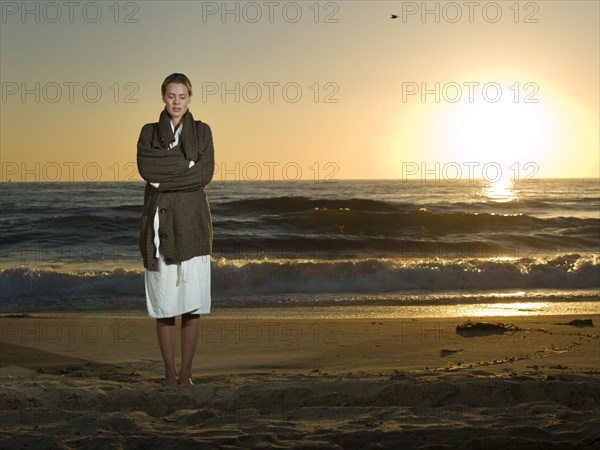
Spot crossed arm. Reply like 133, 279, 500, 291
136, 122, 215, 192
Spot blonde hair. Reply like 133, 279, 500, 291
161, 73, 193, 96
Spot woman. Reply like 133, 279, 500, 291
136, 73, 215, 386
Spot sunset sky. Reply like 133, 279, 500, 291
1, 0, 598, 181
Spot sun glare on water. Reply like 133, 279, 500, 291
478, 177, 517, 202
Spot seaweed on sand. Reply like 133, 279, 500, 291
456, 321, 521, 337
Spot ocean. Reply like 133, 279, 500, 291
1, 178, 599, 317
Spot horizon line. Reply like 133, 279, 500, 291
1, 177, 599, 183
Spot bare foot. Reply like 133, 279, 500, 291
178, 374, 194, 386
164, 370, 179, 386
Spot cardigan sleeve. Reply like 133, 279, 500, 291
136, 123, 191, 183
156, 122, 215, 192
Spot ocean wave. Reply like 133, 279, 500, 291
0, 267, 143, 298
218, 195, 599, 214
217, 196, 597, 233
2, 254, 598, 300
213, 254, 600, 294
217, 196, 403, 214
0, 214, 140, 242
2, 194, 597, 254
211, 235, 597, 259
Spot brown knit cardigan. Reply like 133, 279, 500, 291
136, 109, 215, 271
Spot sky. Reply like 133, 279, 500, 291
0, 0, 598, 182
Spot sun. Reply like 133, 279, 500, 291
446, 95, 550, 167
388, 72, 587, 180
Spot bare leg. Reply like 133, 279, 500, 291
156, 317, 178, 385
179, 312, 200, 385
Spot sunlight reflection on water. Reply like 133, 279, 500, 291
479, 178, 517, 203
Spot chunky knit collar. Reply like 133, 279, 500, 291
157, 107, 199, 162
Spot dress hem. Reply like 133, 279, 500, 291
148, 308, 211, 319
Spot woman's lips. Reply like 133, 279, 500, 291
173, 107, 181, 112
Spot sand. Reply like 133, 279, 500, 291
1, 313, 599, 449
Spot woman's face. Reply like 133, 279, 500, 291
162, 82, 192, 121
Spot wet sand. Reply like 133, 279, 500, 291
1, 314, 598, 449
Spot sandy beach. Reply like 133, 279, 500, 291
1, 313, 599, 449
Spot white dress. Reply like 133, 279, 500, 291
144, 122, 211, 318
